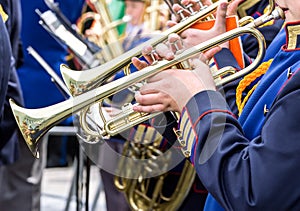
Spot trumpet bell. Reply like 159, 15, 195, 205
9, 99, 52, 158
10, 26, 266, 158
10, 6, 284, 158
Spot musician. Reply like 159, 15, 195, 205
0, 10, 10, 124
120, 0, 149, 50
109, 1, 284, 210
0, 0, 23, 160
0, 0, 39, 210
81, 1, 162, 210
132, 0, 300, 209
135, 0, 285, 210
0, 0, 85, 210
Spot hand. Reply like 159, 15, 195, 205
167, 0, 213, 26
133, 58, 216, 113
227, 0, 244, 16
131, 34, 221, 71
180, 0, 229, 49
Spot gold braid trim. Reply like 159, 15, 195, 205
0, 4, 8, 22
236, 59, 273, 115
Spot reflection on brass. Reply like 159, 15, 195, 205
9, 5, 284, 159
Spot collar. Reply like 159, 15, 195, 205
284, 21, 300, 50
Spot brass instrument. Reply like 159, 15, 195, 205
60, 0, 277, 96
9, 2, 284, 210
88, 0, 124, 59
9, 4, 284, 158
61, 0, 232, 97
144, 0, 169, 32
114, 138, 196, 211
76, 0, 126, 63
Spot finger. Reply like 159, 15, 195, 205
189, 58, 207, 70
173, 3, 191, 21
131, 57, 149, 71
214, 0, 228, 32
168, 33, 184, 54
141, 45, 159, 64
227, 0, 244, 16
180, 0, 200, 14
198, 53, 209, 64
135, 91, 161, 105
138, 81, 161, 94
155, 43, 175, 60
133, 103, 167, 113
166, 20, 177, 28
199, 46, 222, 63
201, 0, 213, 6
135, 91, 172, 112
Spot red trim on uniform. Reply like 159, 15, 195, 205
278, 68, 300, 93
193, 109, 236, 128
253, 11, 262, 17
192, 183, 209, 194
189, 109, 236, 165
159, 137, 168, 150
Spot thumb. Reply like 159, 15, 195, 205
199, 46, 222, 63
227, 0, 244, 16
213, 0, 228, 33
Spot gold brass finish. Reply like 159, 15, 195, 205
61, 0, 232, 96
9, 26, 264, 158
10, 6, 284, 158
88, 0, 124, 60
113, 140, 196, 211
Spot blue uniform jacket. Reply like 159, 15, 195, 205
17, 0, 85, 108
0, 0, 24, 165
178, 21, 300, 210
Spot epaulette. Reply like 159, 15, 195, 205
0, 4, 8, 23
285, 22, 300, 50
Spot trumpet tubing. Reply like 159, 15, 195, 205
113, 135, 196, 211
10, 21, 271, 157
61, 0, 232, 96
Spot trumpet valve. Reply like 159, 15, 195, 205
104, 103, 161, 136
177, 9, 188, 21
185, 4, 197, 16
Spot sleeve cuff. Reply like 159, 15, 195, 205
178, 91, 235, 163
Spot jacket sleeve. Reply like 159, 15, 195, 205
213, 48, 245, 116
178, 74, 300, 210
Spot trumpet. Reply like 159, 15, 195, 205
61, 0, 232, 96
9, 4, 285, 158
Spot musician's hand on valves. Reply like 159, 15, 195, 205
168, 0, 213, 26
133, 58, 216, 113
226, 0, 244, 16
131, 42, 176, 71
131, 35, 220, 71
181, 0, 229, 48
